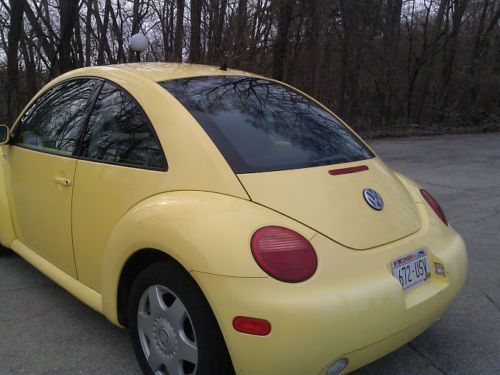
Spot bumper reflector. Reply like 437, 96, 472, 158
327, 358, 349, 375
233, 316, 271, 336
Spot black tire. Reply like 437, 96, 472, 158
0, 244, 11, 256
128, 261, 235, 375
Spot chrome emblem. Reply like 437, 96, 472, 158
363, 188, 384, 211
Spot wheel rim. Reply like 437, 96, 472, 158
137, 285, 198, 375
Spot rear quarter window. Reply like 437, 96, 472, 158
161, 76, 373, 173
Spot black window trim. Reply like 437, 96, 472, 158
10, 77, 104, 159
73, 78, 106, 157
75, 79, 168, 172
9, 76, 168, 173
160, 75, 374, 174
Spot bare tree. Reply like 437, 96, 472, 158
6, 0, 25, 124
174, 0, 185, 62
415, 0, 450, 123
438, 0, 469, 117
54, 0, 79, 75
189, 0, 202, 62
0, 0, 498, 131
272, 0, 293, 80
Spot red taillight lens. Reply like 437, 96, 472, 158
251, 226, 317, 282
233, 316, 271, 336
420, 189, 448, 226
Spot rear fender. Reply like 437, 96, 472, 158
393, 171, 425, 203
100, 191, 315, 324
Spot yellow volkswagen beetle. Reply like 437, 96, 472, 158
0, 63, 467, 375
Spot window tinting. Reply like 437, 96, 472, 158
161, 76, 373, 173
80, 82, 166, 170
13, 79, 99, 155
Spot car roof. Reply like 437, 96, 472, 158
62, 63, 261, 83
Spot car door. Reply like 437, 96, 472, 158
6, 79, 101, 277
72, 81, 167, 291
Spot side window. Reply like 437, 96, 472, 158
80, 82, 167, 170
13, 79, 99, 155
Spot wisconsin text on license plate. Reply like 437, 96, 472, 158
391, 248, 430, 291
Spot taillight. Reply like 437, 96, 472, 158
251, 226, 317, 282
420, 189, 448, 226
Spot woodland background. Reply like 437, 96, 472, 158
0, 0, 499, 135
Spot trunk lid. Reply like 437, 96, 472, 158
238, 158, 421, 250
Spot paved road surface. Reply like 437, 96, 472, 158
0, 133, 498, 374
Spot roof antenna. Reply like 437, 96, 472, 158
219, 62, 228, 71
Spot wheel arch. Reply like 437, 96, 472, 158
100, 190, 315, 325
116, 248, 173, 326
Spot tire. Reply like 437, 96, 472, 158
0, 244, 11, 256
128, 261, 235, 375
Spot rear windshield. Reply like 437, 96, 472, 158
160, 76, 373, 173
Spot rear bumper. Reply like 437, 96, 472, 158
192, 211, 467, 375
332, 309, 444, 374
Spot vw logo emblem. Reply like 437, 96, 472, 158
363, 188, 384, 211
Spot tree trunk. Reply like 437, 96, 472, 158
415, 0, 449, 124
110, 1, 126, 63
303, 0, 323, 97
207, 0, 227, 64
20, 32, 38, 97
73, 10, 85, 67
23, 2, 56, 67
235, 0, 248, 60
6, 0, 25, 125
438, 0, 469, 116
97, 0, 112, 65
382, 0, 403, 126
174, 0, 184, 62
56, 0, 79, 75
84, 0, 92, 66
463, 0, 500, 110
272, 0, 293, 81
189, 0, 202, 62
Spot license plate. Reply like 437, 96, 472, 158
391, 248, 430, 291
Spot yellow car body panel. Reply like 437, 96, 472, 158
0, 153, 15, 247
5, 146, 78, 276
0, 63, 468, 374
238, 158, 421, 250
99, 191, 316, 324
17, 64, 250, 292
192, 204, 467, 374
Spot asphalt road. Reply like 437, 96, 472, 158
0, 133, 499, 375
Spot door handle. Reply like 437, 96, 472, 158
54, 177, 72, 187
